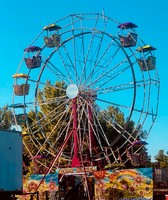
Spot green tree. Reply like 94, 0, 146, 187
155, 150, 168, 168
22, 81, 68, 173
0, 105, 12, 130
22, 81, 150, 172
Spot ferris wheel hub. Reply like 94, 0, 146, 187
81, 89, 97, 101
66, 84, 79, 99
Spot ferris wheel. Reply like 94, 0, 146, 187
11, 13, 159, 172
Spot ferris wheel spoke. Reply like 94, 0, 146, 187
53, 118, 71, 146
96, 97, 132, 110
96, 81, 135, 94
45, 61, 70, 84
78, 96, 119, 162
27, 99, 69, 135
53, 110, 73, 146
97, 65, 130, 89
79, 33, 99, 86
27, 104, 72, 158
79, 29, 107, 85
23, 140, 33, 157
88, 106, 120, 161
36, 107, 72, 156
87, 51, 139, 90
87, 58, 129, 89
82, 38, 120, 87
77, 15, 104, 85
28, 78, 66, 94
25, 96, 67, 109
52, 106, 81, 160
79, 102, 110, 161
71, 17, 80, 84
133, 106, 157, 117
24, 132, 51, 157
92, 17, 108, 66
94, 105, 135, 145
37, 95, 67, 107
58, 41, 81, 84
75, 98, 101, 144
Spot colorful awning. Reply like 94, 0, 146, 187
12, 73, 30, 78
132, 140, 148, 146
24, 46, 42, 52
43, 23, 62, 31
118, 22, 138, 29
137, 45, 157, 52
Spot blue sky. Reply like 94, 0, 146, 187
0, 0, 167, 161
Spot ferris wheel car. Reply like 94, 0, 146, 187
12, 73, 30, 96
14, 113, 27, 125
25, 56, 42, 69
13, 84, 30, 96
43, 23, 61, 48
44, 33, 61, 48
24, 46, 42, 69
137, 45, 157, 71
118, 22, 138, 47
24, 46, 42, 52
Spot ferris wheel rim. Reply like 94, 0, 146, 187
12, 13, 160, 170
30, 30, 137, 160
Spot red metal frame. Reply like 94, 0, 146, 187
72, 98, 80, 167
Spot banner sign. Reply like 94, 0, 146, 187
56, 166, 97, 175
94, 168, 153, 200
